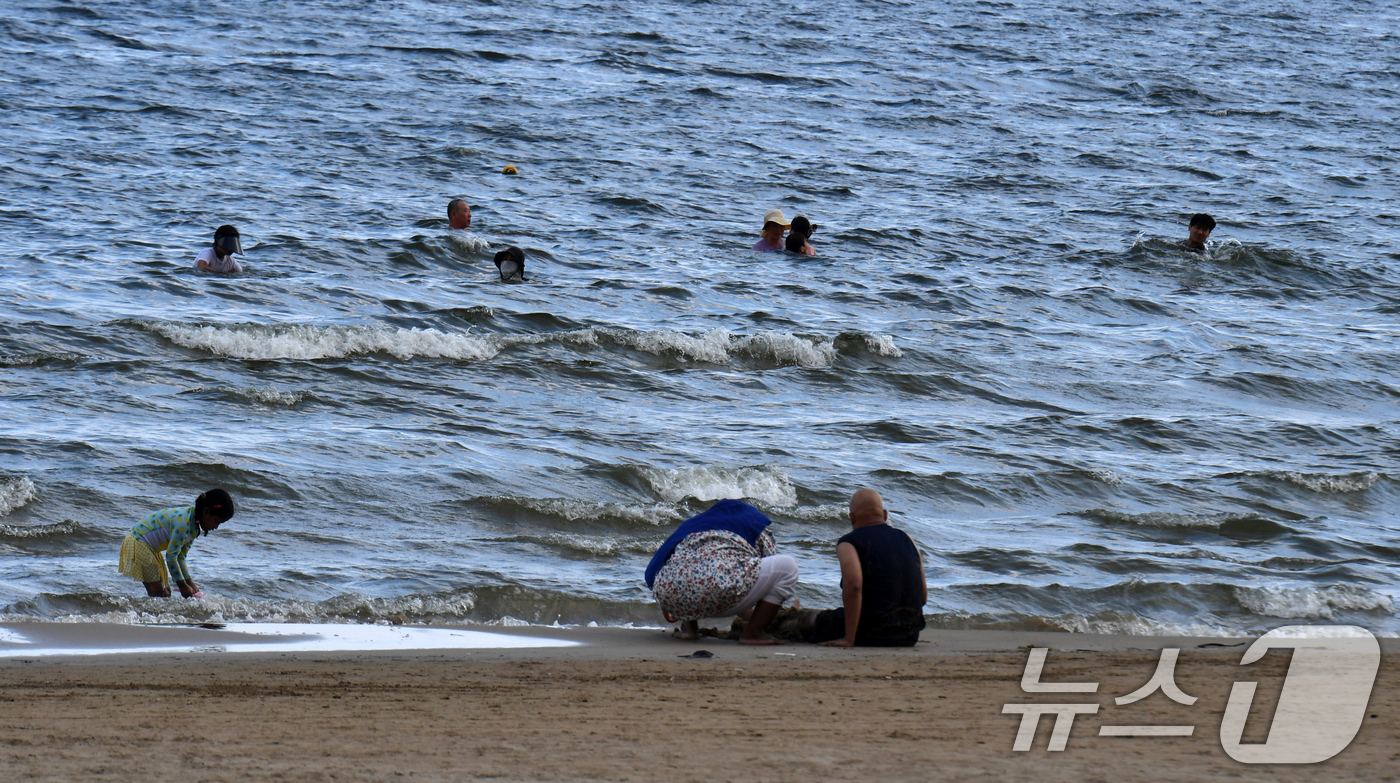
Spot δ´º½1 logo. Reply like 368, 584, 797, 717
1003, 625, 1381, 763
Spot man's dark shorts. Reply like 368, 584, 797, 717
808, 607, 922, 647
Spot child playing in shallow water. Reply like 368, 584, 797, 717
118, 488, 236, 598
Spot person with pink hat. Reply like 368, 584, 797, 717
751, 208, 789, 252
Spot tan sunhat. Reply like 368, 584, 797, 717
761, 208, 791, 230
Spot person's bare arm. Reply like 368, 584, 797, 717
821, 542, 862, 647
196, 259, 214, 271
917, 545, 927, 605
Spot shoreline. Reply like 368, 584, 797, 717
0, 623, 1393, 781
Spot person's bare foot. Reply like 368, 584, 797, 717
672, 620, 699, 640
738, 632, 786, 645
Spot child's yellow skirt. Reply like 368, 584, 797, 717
118, 535, 168, 588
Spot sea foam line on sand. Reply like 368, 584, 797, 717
0, 622, 579, 657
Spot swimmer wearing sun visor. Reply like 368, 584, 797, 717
194, 224, 245, 273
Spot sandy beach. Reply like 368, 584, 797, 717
0, 623, 1394, 782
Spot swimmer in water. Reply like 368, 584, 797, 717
194, 225, 244, 273
785, 215, 817, 256
447, 198, 472, 230
752, 209, 789, 252
1185, 213, 1215, 252
117, 488, 235, 598
494, 246, 525, 282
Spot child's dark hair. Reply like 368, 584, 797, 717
1189, 213, 1216, 231
786, 215, 814, 252
194, 488, 235, 534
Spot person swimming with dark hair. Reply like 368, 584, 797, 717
785, 215, 817, 256
1186, 213, 1216, 251
494, 246, 525, 282
194, 225, 245, 273
447, 198, 472, 230
118, 488, 236, 598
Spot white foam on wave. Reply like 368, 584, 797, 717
850, 333, 904, 358
1085, 508, 1258, 529
1048, 614, 1235, 638
601, 327, 899, 367
1089, 469, 1125, 486
20, 593, 485, 627
232, 387, 312, 406
0, 520, 82, 539
148, 322, 502, 361
510, 532, 659, 557
445, 232, 492, 253
0, 477, 37, 517
140, 320, 899, 368
777, 504, 848, 522
512, 496, 683, 526
1264, 470, 1381, 494
1235, 584, 1394, 620
642, 465, 799, 507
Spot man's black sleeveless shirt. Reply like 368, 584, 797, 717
841, 524, 926, 646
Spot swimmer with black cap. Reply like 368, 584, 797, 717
785, 215, 818, 256
194, 225, 245, 273
494, 246, 525, 282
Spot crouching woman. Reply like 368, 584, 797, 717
118, 488, 235, 598
645, 499, 798, 645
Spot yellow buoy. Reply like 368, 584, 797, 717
502, 165, 518, 175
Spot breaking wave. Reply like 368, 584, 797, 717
0, 477, 37, 517
1256, 470, 1382, 494
1076, 508, 1292, 535
1233, 584, 1394, 620
133, 320, 899, 368
472, 495, 683, 527
640, 464, 799, 507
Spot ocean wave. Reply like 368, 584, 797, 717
3, 587, 661, 627
641, 464, 799, 507
486, 532, 660, 558
138, 321, 504, 361
773, 503, 848, 522
184, 386, 316, 407
1234, 584, 1394, 620
0, 477, 37, 516
0, 519, 111, 547
1257, 470, 1381, 494
444, 231, 492, 253
597, 326, 900, 366
922, 610, 1235, 637
133, 320, 896, 368
473, 495, 683, 527
0, 520, 81, 540
0, 351, 81, 368
236, 387, 313, 406
1076, 508, 1291, 535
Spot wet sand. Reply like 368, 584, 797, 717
0, 624, 1395, 782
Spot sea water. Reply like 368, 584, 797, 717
1, 0, 1397, 636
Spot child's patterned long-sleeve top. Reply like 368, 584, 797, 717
651, 530, 777, 621
129, 506, 200, 583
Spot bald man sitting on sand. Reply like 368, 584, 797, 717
798, 489, 927, 647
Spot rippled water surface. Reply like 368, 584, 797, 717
2, 0, 1398, 635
